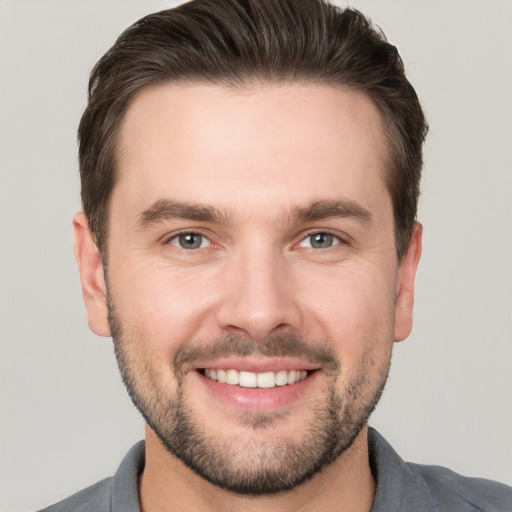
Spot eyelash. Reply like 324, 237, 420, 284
297, 230, 344, 250
165, 231, 213, 250
164, 230, 345, 251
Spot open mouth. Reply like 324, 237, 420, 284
199, 368, 315, 388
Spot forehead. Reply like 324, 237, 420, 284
114, 82, 390, 221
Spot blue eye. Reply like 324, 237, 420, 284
299, 232, 340, 249
169, 233, 210, 249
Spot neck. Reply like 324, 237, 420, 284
139, 425, 375, 512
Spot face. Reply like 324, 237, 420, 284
75, 82, 421, 494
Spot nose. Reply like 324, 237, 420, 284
215, 246, 303, 342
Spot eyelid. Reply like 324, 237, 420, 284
296, 229, 346, 249
164, 230, 215, 249
161, 228, 348, 250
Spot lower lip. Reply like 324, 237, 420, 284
191, 370, 321, 411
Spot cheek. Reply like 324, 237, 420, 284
307, 269, 395, 398
108, 261, 222, 350
301, 265, 396, 356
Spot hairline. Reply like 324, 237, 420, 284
95, 77, 404, 264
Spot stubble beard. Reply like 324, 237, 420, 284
108, 299, 391, 495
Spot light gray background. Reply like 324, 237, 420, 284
1, 1, 511, 511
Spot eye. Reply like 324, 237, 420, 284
168, 232, 210, 250
298, 232, 341, 249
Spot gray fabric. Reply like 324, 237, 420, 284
367, 430, 512, 511
38, 429, 512, 511
37, 442, 144, 512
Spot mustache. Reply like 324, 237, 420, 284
173, 334, 340, 376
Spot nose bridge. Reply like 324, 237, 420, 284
216, 239, 301, 340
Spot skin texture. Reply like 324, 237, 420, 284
74, 82, 422, 512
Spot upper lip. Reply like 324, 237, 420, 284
189, 357, 321, 374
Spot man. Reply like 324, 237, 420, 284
39, 0, 512, 510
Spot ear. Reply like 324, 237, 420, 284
73, 212, 111, 337
394, 222, 422, 342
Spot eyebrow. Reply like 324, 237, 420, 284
135, 199, 231, 229
292, 199, 372, 224
135, 198, 372, 230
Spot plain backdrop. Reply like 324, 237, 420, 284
1, 1, 511, 511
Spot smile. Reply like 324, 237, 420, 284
202, 368, 309, 388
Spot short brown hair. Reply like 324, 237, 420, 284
78, 0, 427, 260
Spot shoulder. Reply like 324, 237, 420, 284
36, 440, 145, 512
36, 477, 113, 512
368, 428, 512, 512
408, 462, 512, 512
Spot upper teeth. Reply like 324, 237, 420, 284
204, 369, 308, 388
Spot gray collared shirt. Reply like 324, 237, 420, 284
38, 428, 512, 511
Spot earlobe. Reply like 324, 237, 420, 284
73, 212, 111, 337
394, 222, 423, 342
